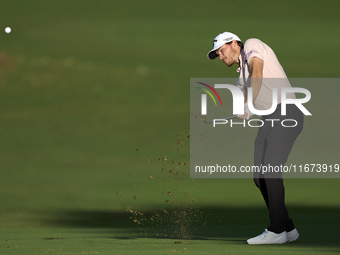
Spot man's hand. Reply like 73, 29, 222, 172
238, 103, 253, 120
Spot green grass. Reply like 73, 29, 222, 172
0, 0, 340, 254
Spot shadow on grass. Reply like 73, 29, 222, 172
41, 205, 340, 249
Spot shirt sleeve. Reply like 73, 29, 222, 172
244, 39, 264, 63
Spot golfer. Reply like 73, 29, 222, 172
207, 32, 303, 244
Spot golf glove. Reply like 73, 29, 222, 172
245, 103, 253, 119
237, 103, 253, 120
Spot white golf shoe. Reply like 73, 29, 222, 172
287, 228, 299, 243
247, 229, 288, 244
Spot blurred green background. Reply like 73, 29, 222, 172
0, 0, 339, 254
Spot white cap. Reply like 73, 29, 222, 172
207, 32, 241, 60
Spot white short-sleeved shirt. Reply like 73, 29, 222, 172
237, 38, 295, 111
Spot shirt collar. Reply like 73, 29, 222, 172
236, 49, 245, 73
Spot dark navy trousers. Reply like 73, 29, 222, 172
253, 104, 304, 233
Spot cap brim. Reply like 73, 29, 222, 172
207, 50, 218, 60
207, 43, 224, 60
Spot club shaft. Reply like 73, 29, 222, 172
204, 116, 237, 124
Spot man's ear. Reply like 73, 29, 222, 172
231, 40, 238, 49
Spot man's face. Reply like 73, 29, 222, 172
215, 41, 238, 67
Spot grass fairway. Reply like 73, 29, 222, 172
0, 0, 340, 254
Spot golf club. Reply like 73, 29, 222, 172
201, 115, 237, 124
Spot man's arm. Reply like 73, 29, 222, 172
239, 57, 264, 119
248, 57, 264, 103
